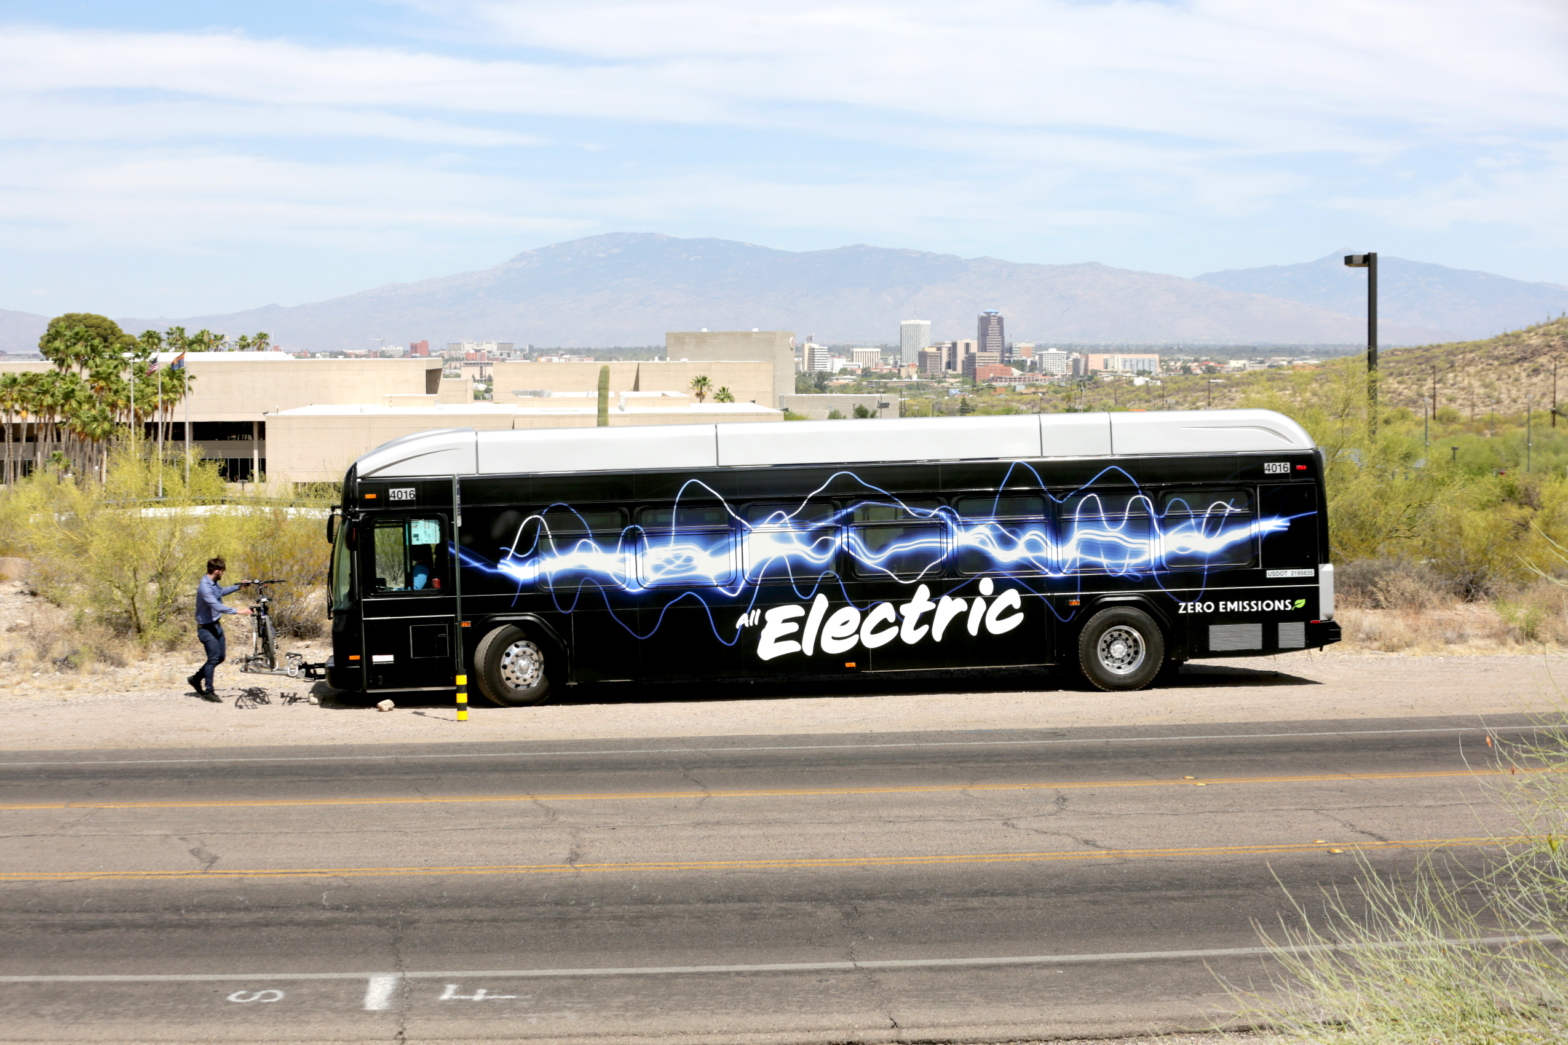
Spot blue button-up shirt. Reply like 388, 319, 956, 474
196, 575, 242, 626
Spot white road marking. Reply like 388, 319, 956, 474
0, 725, 1533, 768
226, 989, 284, 1003
0, 935, 1554, 985
361, 974, 398, 1011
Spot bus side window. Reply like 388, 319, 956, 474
1159, 489, 1254, 570
848, 499, 946, 580
1059, 491, 1156, 575
519, 507, 631, 591
742, 501, 839, 583
953, 495, 1049, 575
636, 503, 737, 588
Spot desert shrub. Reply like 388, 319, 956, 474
0, 450, 230, 642
0, 449, 331, 645
1336, 557, 1448, 610
211, 506, 330, 639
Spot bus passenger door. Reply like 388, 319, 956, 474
358, 514, 458, 691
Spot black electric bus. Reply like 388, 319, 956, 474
323, 409, 1339, 704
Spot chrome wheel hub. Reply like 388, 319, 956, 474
1096, 625, 1146, 676
498, 638, 544, 692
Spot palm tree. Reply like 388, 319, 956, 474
714, 386, 735, 403
0, 373, 20, 485
689, 374, 711, 403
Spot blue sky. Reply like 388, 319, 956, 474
1, 0, 1565, 318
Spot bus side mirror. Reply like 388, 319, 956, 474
326, 512, 338, 545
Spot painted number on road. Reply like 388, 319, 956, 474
227, 989, 285, 1003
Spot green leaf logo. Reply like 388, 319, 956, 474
1293, 599, 1306, 609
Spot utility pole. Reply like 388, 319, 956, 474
1527, 396, 1533, 473
1344, 253, 1378, 438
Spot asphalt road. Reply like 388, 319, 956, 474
0, 710, 1538, 1044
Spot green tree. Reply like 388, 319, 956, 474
689, 374, 712, 403
713, 386, 735, 404
852, 403, 872, 418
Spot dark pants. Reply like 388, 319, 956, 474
196, 622, 226, 693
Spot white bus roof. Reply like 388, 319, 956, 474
353, 410, 1315, 480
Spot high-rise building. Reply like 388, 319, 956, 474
978, 311, 1006, 362
409, 340, 430, 357
899, 320, 931, 367
852, 347, 882, 370
805, 342, 831, 372
917, 349, 944, 376
943, 339, 977, 373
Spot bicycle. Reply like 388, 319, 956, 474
239, 579, 304, 678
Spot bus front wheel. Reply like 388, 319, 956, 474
1077, 606, 1165, 691
474, 625, 554, 707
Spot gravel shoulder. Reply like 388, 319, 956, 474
0, 648, 1560, 753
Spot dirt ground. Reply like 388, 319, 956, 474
0, 645, 1558, 753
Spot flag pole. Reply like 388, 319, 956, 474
156, 364, 163, 499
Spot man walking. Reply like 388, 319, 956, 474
188, 557, 251, 701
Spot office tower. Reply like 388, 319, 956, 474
945, 339, 977, 373
978, 311, 1006, 362
900, 320, 931, 367
917, 349, 944, 376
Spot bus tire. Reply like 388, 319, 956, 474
1077, 606, 1164, 691
473, 624, 554, 707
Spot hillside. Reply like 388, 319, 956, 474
0, 308, 48, 356
117, 233, 1442, 351
1195, 252, 1568, 342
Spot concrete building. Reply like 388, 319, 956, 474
851, 347, 882, 370
665, 330, 795, 409
779, 394, 894, 420
899, 320, 931, 367
978, 311, 1006, 361
1082, 352, 1161, 376
1036, 348, 1072, 377
495, 359, 776, 406
803, 343, 831, 372
0, 352, 460, 483
917, 349, 945, 377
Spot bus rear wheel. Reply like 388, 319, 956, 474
474, 624, 554, 707
1077, 606, 1165, 691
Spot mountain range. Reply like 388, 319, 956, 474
3, 234, 1563, 354
1195, 252, 1568, 343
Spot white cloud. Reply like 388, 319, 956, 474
0, 0, 1565, 311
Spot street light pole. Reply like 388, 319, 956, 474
1344, 253, 1378, 438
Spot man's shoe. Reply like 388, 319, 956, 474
187, 675, 205, 696
200, 691, 222, 703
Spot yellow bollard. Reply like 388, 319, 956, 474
456, 673, 468, 722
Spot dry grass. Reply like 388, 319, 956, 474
1333, 558, 1568, 654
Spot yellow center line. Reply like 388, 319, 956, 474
0, 767, 1542, 812
0, 836, 1519, 883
